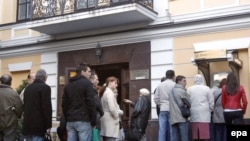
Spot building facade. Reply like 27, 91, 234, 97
1, 0, 250, 140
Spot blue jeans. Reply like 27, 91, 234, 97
214, 123, 226, 141
158, 111, 171, 141
67, 121, 92, 141
171, 122, 189, 141
25, 135, 44, 141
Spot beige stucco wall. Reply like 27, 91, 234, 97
14, 29, 31, 38
174, 28, 250, 118
0, 29, 42, 41
241, 0, 250, 4
205, 0, 236, 8
169, 0, 200, 15
0, 29, 11, 41
0, 0, 41, 41
0, 0, 16, 24
1, 55, 41, 90
169, 0, 250, 15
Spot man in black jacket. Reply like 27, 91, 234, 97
89, 71, 104, 125
89, 71, 104, 140
62, 63, 96, 141
23, 69, 52, 141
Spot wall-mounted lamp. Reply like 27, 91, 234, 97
96, 42, 102, 63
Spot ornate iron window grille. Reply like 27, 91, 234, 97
17, 0, 153, 21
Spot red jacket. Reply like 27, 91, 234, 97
221, 85, 248, 114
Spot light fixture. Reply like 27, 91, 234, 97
96, 42, 102, 63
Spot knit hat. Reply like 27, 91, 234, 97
194, 74, 204, 85
139, 88, 150, 96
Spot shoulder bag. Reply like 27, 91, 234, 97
215, 93, 221, 104
172, 89, 190, 119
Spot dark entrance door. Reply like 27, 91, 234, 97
58, 41, 151, 132
91, 63, 130, 128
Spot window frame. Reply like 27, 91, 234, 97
17, 0, 32, 21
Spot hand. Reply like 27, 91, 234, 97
46, 129, 51, 134
118, 110, 124, 115
123, 99, 132, 103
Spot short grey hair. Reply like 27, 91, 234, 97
35, 69, 48, 82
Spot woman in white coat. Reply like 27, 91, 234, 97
100, 76, 121, 141
187, 74, 214, 141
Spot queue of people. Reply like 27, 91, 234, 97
154, 70, 248, 141
0, 62, 151, 141
0, 69, 53, 141
61, 63, 151, 141
0, 63, 248, 141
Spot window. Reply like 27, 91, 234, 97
211, 72, 228, 86
17, 0, 32, 21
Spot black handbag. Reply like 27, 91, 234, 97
179, 105, 190, 118
172, 90, 191, 119
125, 128, 142, 141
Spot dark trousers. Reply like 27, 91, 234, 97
209, 122, 215, 141
0, 131, 3, 141
223, 110, 244, 125
214, 123, 226, 141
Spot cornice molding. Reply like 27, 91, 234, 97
0, 7, 250, 58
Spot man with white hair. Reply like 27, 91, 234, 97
123, 88, 151, 141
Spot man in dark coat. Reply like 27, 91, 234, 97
23, 69, 52, 141
62, 63, 96, 141
0, 74, 23, 141
124, 88, 151, 141
89, 72, 104, 130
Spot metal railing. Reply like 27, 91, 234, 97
19, 0, 153, 21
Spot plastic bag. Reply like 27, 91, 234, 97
92, 128, 99, 141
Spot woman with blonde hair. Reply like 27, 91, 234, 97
100, 76, 121, 141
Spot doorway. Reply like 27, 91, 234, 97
91, 63, 130, 125
57, 41, 151, 129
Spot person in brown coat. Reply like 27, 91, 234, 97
0, 74, 23, 141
